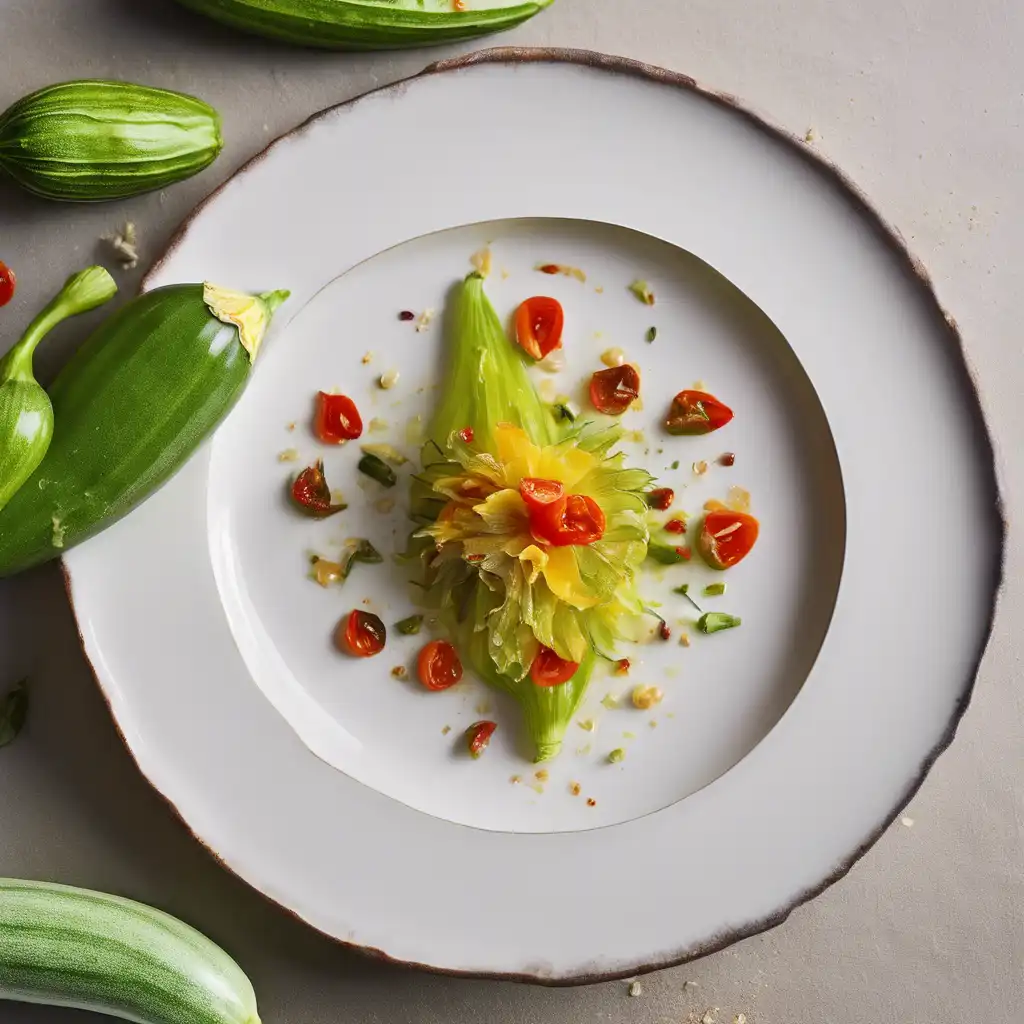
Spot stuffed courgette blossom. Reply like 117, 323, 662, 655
410, 273, 654, 761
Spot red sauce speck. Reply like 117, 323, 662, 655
0, 262, 16, 307
539, 263, 561, 275
615, 658, 631, 675
586, 797, 597, 807
718, 452, 736, 467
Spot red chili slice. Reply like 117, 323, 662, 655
519, 477, 565, 511
529, 493, 606, 547
417, 640, 464, 691
645, 487, 674, 511
530, 646, 580, 687
466, 721, 497, 758
314, 391, 363, 443
514, 296, 564, 360
665, 390, 733, 435
338, 610, 386, 657
699, 510, 759, 569
290, 460, 347, 518
0, 262, 15, 307
589, 364, 641, 416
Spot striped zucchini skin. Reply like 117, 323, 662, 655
173, 0, 554, 50
0, 285, 252, 578
0, 879, 260, 1024
0, 81, 222, 202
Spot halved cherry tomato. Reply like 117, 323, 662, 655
418, 640, 463, 691
529, 493, 606, 547
514, 296, 564, 360
519, 477, 564, 511
530, 646, 580, 687
645, 487, 674, 510
665, 390, 733, 435
290, 459, 347, 518
466, 720, 496, 758
314, 391, 363, 443
0, 262, 15, 307
457, 426, 474, 443
339, 610, 386, 657
699, 510, 759, 569
589, 364, 641, 415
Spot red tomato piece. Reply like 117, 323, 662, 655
645, 487, 674, 510
457, 426, 474, 443
664, 518, 687, 534
417, 640, 464, 692
339, 610, 386, 657
314, 391, 363, 443
466, 721, 497, 758
290, 459, 347, 518
529, 493, 606, 547
589, 364, 641, 415
699, 510, 759, 569
0, 262, 15, 307
665, 390, 733, 435
530, 646, 580, 687
514, 296, 564, 360
519, 477, 565, 511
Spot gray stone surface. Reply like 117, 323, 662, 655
1, 2, 1021, 1022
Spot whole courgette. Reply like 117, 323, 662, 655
0, 81, 223, 202
173, 0, 554, 50
0, 283, 288, 577
0, 878, 260, 1024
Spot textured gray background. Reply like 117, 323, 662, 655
1, 1, 1021, 1022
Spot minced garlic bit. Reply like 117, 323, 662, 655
734, 1015, 748, 1024
309, 556, 345, 588
805, 127, 817, 143
442, 725, 452, 736
601, 693, 620, 709
679, 633, 691, 647
576, 743, 592, 756
586, 797, 597, 807
374, 496, 396, 514
534, 769, 549, 782
569, 781, 582, 796
378, 369, 400, 390
509, 774, 521, 784
391, 666, 407, 679
701, 1012, 719, 1024
538, 348, 566, 373
628, 279, 655, 305
470, 246, 492, 278
649, 720, 658, 728
628, 981, 642, 997
361, 351, 373, 365
415, 308, 435, 332
901, 815, 915, 828
594, 285, 604, 294
693, 460, 709, 476
368, 417, 389, 433
286, 422, 296, 432
577, 718, 597, 732
277, 448, 300, 462
693, 379, 707, 391
622, 731, 636, 740
600, 346, 626, 367
106, 221, 138, 269
727, 485, 751, 512
608, 747, 626, 764
632, 685, 664, 710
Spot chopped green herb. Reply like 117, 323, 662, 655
608, 747, 626, 764
647, 542, 688, 565
703, 582, 727, 597
670, 460, 680, 470
395, 614, 425, 636
645, 326, 657, 343
0, 680, 28, 749
698, 612, 742, 634
672, 583, 689, 595
358, 453, 397, 487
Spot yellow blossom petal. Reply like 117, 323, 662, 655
519, 544, 549, 585
542, 547, 601, 609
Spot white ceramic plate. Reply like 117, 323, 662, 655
64, 50, 1002, 981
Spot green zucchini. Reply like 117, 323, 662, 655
173, 0, 554, 50
0, 81, 222, 202
0, 283, 288, 578
0, 878, 260, 1024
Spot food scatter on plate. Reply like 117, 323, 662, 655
280, 249, 760, 805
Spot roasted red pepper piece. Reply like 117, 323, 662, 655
665, 390, 733, 435
290, 459, 347, 518
314, 391, 362, 443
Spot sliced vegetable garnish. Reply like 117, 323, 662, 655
418, 640, 463, 691
466, 720, 497, 759
339, 610, 386, 657
529, 493, 606, 547
628, 279, 655, 305
530, 646, 579, 687
357, 452, 398, 488
314, 391, 362, 443
647, 542, 690, 564
360, 443, 408, 466
0, 261, 15, 307
395, 614, 424, 635
608, 747, 626, 763
519, 477, 564, 510
704, 582, 727, 597
590, 364, 641, 416
699, 509, 759, 569
515, 296, 564, 360
698, 612, 742, 634
645, 326, 657, 343
645, 487, 674, 510
665, 390, 734, 435
291, 459, 347, 518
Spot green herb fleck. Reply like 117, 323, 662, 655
672, 583, 689, 595
395, 614, 424, 636
703, 582, 727, 597
629, 280, 655, 305
358, 453, 397, 487
670, 460, 680, 470
608, 747, 626, 764
698, 612, 742, 634
648, 542, 687, 565
0, 681, 28, 749
645, 326, 658, 343
553, 402, 579, 423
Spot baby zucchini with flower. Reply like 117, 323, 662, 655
0, 284, 289, 577
0, 266, 117, 512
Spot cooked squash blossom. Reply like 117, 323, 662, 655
410, 274, 654, 761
